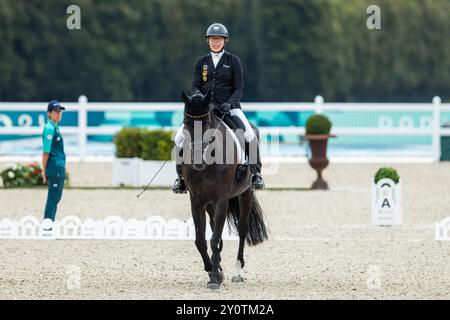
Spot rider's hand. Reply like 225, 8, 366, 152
218, 102, 231, 115
43, 174, 47, 184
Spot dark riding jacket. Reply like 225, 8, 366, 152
192, 51, 243, 109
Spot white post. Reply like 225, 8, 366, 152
432, 96, 441, 162
78, 95, 88, 161
314, 95, 324, 114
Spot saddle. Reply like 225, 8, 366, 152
215, 112, 252, 183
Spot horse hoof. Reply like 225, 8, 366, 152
209, 271, 224, 284
232, 275, 244, 283
207, 282, 220, 290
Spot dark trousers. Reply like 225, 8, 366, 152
44, 166, 65, 221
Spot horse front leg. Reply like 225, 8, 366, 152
207, 199, 228, 290
206, 204, 223, 283
191, 199, 212, 274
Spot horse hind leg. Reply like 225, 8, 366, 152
232, 189, 253, 283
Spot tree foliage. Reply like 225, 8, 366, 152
0, 0, 448, 102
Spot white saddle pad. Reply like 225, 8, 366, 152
220, 120, 247, 165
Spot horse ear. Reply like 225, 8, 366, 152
181, 91, 191, 104
202, 90, 212, 105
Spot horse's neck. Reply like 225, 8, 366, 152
213, 113, 228, 136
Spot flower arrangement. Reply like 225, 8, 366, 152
0, 162, 69, 188
1, 162, 44, 187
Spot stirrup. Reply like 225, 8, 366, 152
172, 178, 187, 194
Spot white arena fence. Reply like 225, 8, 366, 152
1, 214, 449, 241
0, 95, 449, 161
0, 215, 238, 240
435, 217, 450, 241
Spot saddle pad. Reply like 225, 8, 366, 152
219, 119, 246, 165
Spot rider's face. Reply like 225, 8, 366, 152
208, 36, 225, 52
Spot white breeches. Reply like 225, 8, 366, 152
175, 124, 185, 148
230, 108, 255, 142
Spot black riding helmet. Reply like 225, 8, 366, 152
205, 23, 229, 42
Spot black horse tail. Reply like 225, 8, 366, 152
227, 195, 268, 246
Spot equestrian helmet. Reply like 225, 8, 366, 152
205, 23, 229, 39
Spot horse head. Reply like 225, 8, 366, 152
181, 90, 213, 170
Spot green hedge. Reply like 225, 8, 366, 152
114, 128, 144, 158
305, 114, 332, 135
374, 167, 400, 184
114, 128, 173, 160
139, 130, 173, 160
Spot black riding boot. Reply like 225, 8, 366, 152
247, 138, 265, 190
173, 164, 186, 193
250, 164, 264, 191
228, 112, 265, 190
173, 147, 187, 194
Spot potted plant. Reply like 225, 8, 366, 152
372, 167, 402, 226
137, 129, 176, 187
112, 128, 177, 187
374, 167, 400, 185
112, 128, 144, 187
304, 114, 334, 189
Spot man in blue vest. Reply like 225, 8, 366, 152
42, 100, 66, 225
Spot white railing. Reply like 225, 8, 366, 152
0, 95, 449, 161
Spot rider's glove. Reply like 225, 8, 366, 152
217, 102, 231, 115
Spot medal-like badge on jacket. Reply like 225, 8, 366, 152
202, 65, 208, 82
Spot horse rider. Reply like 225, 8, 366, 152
173, 22, 265, 193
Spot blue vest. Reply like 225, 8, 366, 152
42, 121, 66, 168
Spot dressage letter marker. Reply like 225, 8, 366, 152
371, 178, 402, 226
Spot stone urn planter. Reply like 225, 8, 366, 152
304, 114, 334, 190
304, 134, 335, 189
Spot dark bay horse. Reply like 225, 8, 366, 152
179, 91, 268, 290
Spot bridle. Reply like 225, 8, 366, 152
184, 111, 210, 120
184, 110, 226, 148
